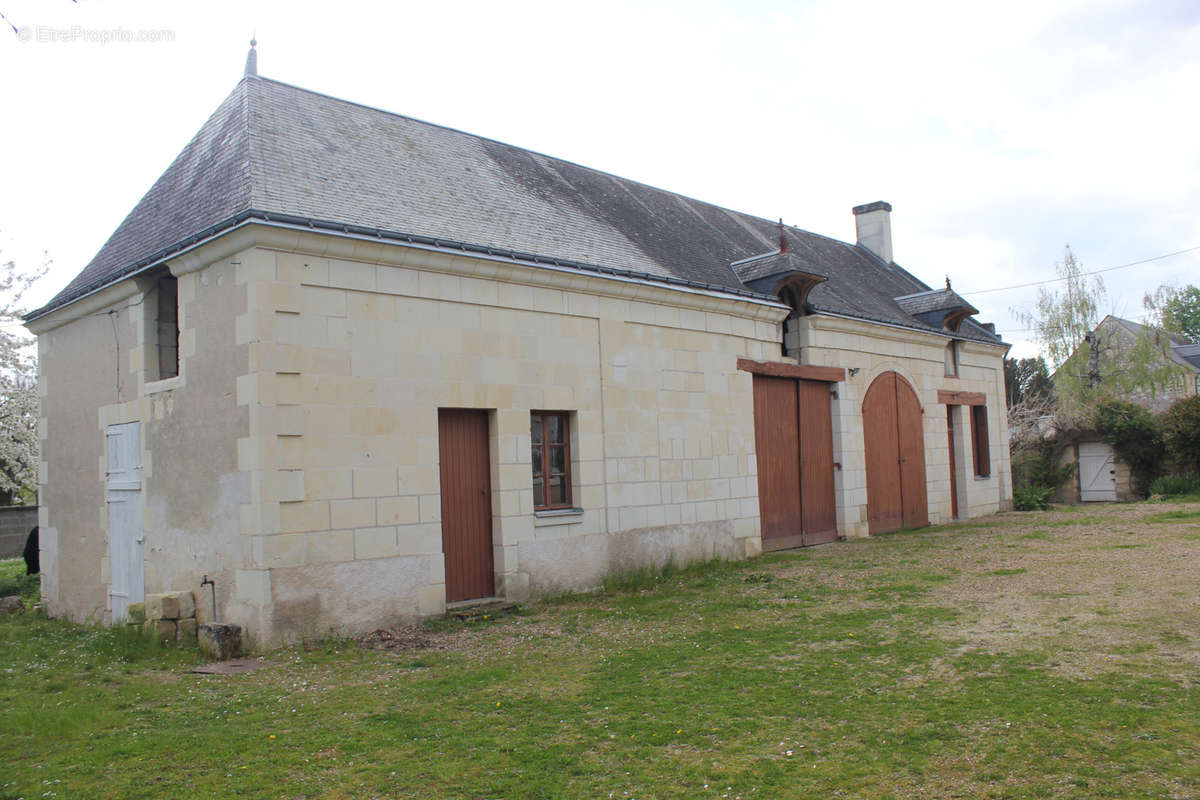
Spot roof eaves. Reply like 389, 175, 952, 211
25, 209, 778, 322
808, 302, 1004, 345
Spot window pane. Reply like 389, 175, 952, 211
531, 415, 543, 445
549, 476, 566, 505
531, 445, 543, 476
550, 445, 566, 474
547, 414, 564, 444
532, 476, 544, 504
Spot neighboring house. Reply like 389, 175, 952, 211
1052, 315, 1198, 503
26, 49, 1011, 645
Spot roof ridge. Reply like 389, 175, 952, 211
244, 75, 258, 210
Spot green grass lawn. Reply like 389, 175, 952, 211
2, 502, 1199, 799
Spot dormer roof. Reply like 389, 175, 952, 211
894, 288, 980, 332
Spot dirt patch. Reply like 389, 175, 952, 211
915, 504, 1200, 678
359, 503, 1200, 679
357, 625, 474, 654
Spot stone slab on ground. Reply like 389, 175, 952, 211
176, 618, 198, 644
191, 657, 273, 676
145, 591, 195, 621
125, 601, 147, 624
143, 619, 176, 644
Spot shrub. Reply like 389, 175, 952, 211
1160, 396, 1200, 474
1094, 400, 1163, 494
1147, 473, 1200, 498
1009, 437, 1074, 498
1013, 485, 1055, 511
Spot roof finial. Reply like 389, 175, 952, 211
945, 275, 951, 291
244, 36, 258, 77
777, 218, 789, 254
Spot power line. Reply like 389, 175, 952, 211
959, 245, 1200, 297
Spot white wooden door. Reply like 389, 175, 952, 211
1079, 441, 1117, 502
106, 422, 144, 621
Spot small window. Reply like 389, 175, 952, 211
531, 412, 571, 510
970, 405, 990, 477
153, 274, 179, 380
944, 341, 958, 377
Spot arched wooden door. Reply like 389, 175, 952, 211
862, 372, 928, 534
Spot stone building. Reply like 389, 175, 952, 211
26, 51, 1011, 645
1052, 315, 1199, 503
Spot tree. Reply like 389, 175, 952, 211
1018, 246, 1186, 412
1160, 395, 1200, 473
1004, 356, 1052, 409
1016, 246, 1106, 374
1145, 284, 1200, 344
0, 249, 45, 504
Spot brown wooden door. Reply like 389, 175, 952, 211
896, 378, 928, 529
752, 375, 838, 550
438, 409, 495, 603
753, 376, 805, 551
863, 372, 928, 534
798, 379, 838, 544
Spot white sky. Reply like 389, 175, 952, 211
2, 0, 1199, 359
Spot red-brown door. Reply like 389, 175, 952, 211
863, 372, 928, 534
753, 376, 805, 551
798, 379, 838, 544
438, 409, 494, 603
752, 375, 838, 550
896, 379, 928, 529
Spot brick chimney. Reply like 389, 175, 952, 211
852, 201, 893, 264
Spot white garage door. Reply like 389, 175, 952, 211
1079, 441, 1116, 502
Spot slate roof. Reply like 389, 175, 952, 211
894, 288, 977, 317
30, 74, 1003, 344
894, 288, 980, 330
1174, 343, 1200, 370
731, 251, 827, 290
1101, 316, 1199, 372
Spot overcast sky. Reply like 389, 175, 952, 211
3, 0, 1198, 359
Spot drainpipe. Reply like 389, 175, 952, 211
201, 575, 216, 622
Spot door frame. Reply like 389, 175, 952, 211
751, 373, 839, 551
437, 408, 496, 604
862, 371, 929, 534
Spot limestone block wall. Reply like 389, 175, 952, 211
33, 223, 1015, 645
33, 283, 140, 622
134, 257, 249, 624
31, 252, 249, 625
230, 237, 783, 644
799, 315, 1011, 536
